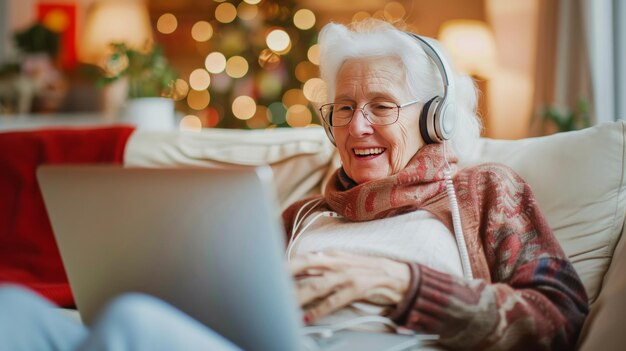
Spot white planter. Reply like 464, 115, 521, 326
120, 97, 175, 130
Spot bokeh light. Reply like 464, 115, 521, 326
203, 106, 221, 127
266, 29, 291, 53
282, 89, 308, 107
372, 10, 385, 20
157, 13, 177, 34
246, 105, 270, 128
232, 95, 257, 120
295, 61, 319, 82
215, 3, 237, 23
384, 2, 406, 22
352, 11, 370, 22
211, 73, 232, 93
189, 69, 211, 90
180, 115, 202, 132
43, 10, 69, 32
258, 49, 281, 70
293, 9, 316, 30
225, 56, 249, 78
237, 2, 258, 21
172, 79, 189, 101
307, 44, 320, 65
187, 89, 211, 110
191, 21, 213, 42
303, 78, 327, 103
243, 0, 261, 4
286, 104, 312, 127
221, 30, 246, 55
268, 102, 287, 124
205, 52, 227, 73
258, 72, 282, 99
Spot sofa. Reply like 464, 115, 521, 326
1, 120, 625, 349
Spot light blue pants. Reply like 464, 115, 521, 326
0, 285, 241, 351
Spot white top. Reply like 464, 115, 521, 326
291, 210, 463, 276
290, 209, 464, 330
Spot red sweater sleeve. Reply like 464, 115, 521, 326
395, 164, 588, 350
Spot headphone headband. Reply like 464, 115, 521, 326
404, 33, 455, 102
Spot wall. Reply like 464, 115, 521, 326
0, 0, 7, 61
486, 0, 539, 139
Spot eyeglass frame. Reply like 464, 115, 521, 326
318, 99, 422, 127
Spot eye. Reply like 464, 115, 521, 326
370, 102, 395, 110
335, 105, 353, 112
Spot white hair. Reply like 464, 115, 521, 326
318, 19, 482, 161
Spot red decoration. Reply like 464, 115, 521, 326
37, 3, 77, 70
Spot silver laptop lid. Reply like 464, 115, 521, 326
37, 166, 302, 351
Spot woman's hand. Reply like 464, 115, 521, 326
289, 251, 410, 323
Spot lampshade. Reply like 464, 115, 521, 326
79, 0, 153, 65
438, 20, 498, 78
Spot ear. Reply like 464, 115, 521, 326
322, 110, 336, 146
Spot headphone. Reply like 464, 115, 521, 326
321, 32, 456, 146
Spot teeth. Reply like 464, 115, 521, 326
354, 148, 385, 156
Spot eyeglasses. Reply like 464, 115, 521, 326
318, 99, 421, 127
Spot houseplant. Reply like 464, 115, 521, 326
98, 43, 177, 129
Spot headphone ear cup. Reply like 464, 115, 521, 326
419, 96, 442, 144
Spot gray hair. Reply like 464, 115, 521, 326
318, 19, 482, 161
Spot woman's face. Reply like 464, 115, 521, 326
332, 57, 424, 184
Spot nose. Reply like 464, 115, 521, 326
348, 108, 374, 137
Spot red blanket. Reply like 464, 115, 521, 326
0, 126, 135, 307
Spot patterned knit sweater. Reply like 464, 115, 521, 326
282, 144, 588, 350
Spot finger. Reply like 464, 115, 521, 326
295, 272, 351, 306
304, 285, 360, 322
288, 252, 346, 275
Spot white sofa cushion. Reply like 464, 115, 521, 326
124, 127, 335, 209
461, 121, 626, 302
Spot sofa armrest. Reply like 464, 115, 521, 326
579, 219, 626, 350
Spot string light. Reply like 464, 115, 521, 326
225, 56, 249, 78
258, 72, 282, 99
232, 95, 256, 120
307, 44, 320, 65
204, 107, 221, 127
258, 49, 281, 70
172, 79, 189, 101
237, 2, 258, 21
352, 11, 370, 22
189, 69, 211, 90
293, 9, 315, 30
383, 2, 406, 22
215, 3, 237, 24
180, 115, 202, 131
282, 89, 307, 107
286, 104, 312, 127
268, 102, 287, 124
157, 13, 177, 34
303, 78, 326, 103
266, 29, 291, 53
295, 61, 318, 83
205, 52, 227, 74
187, 89, 211, 110
191, 21, 213, 42
246, 105, 270, 128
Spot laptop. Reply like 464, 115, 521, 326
37, 166, 432, 351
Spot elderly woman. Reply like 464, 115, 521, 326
284, 20, 588, 350
0, 19, 588, 351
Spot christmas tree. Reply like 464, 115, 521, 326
156, 0, 324, 130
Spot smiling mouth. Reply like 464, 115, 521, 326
353, 147, 386, 157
